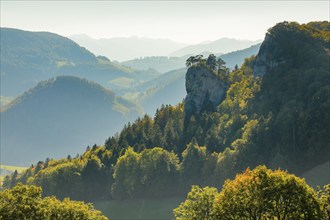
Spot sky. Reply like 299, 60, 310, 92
1, 1, 329, 44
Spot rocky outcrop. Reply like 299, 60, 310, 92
184, 66, 227, 115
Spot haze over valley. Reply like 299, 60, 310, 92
1, 27, 262, 165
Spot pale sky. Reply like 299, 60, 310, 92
1, 1, 329, 44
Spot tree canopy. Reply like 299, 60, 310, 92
0, 183, 108, 220
174, 166, 328, 220
213, 166, 324, 220
173, 185, 218, 220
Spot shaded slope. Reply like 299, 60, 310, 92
218, 43, 261, 68
140, 69, 186, 115
1, 76, 140, 165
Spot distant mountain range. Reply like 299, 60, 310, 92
1, 76, 141, 165
122, 56, 188, 73
219, 43, 261, 68
0, 28, 160, 98
69, 34, 187, 62
122, 44, 261, 73
169, 38, 262, 57
69, 34, 261, 62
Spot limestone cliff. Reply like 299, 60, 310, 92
184, 66, 227, 115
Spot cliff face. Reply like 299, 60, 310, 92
252, 34, 285, 77
253, 21, 329, 77
184, 66, 227, 115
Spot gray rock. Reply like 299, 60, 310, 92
184, 66, 227, 114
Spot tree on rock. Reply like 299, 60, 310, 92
206, 54, 217, 70
186, 55, 205, 68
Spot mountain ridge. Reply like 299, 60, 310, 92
69, 34, 187, 62
170, 38, 261, 57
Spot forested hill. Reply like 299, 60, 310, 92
4, 21, 329, 201
251, 21, 330, 172
1, 76, 140, 165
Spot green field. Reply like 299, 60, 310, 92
302, 161, 330, 188
0, 164, 27, 173
93, 197, 184, 220
0, 96, 14, 111
109, 77, 135, 88
0, 165, 28, 187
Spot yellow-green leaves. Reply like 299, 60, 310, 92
213, 166, 324, 220
174, 166, 327, 220
174, 185, 218, 220
0, 183, 108, 220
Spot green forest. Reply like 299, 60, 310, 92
1, 21, 330, 219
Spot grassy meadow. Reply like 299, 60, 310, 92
93, 197, 184, 220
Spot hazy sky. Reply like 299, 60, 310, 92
1, 1, 329, 44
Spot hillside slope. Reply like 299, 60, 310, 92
139, 68, 187, 115
1, 76, 140, 165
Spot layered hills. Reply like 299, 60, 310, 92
137, 68, 187, 115
121, 43, 261, 73
0, 27, 263, 118
0, 28, 159, 97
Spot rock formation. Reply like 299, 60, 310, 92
184, 66, 227, 116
